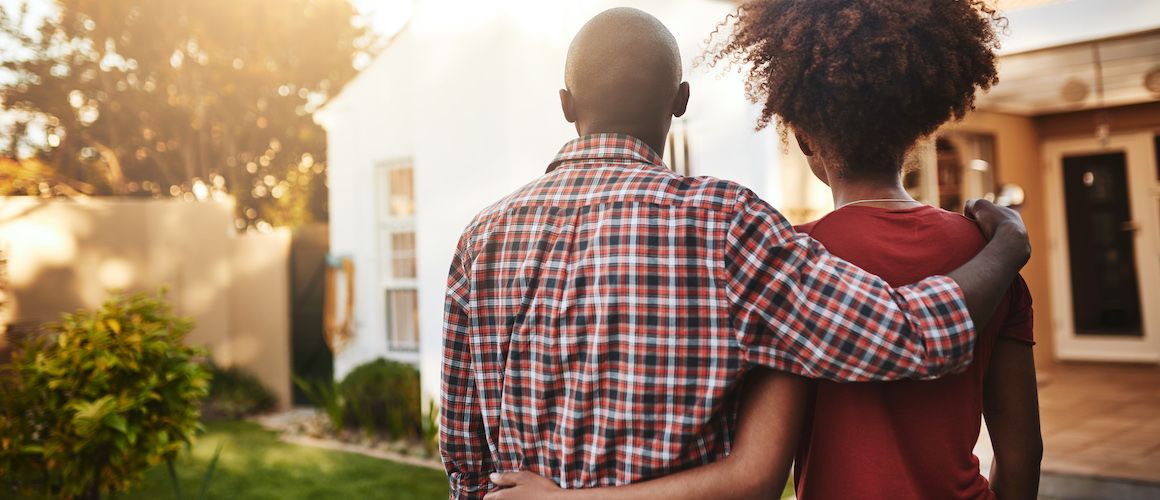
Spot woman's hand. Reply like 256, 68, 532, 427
484, 471, 564, 500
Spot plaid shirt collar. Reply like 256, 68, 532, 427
546, 133, 666, 173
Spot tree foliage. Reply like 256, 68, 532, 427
0, 291, 211, 499
0, 0, 378, 228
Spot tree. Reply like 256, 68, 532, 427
0, 0, 379, 228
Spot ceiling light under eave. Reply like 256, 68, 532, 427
1145, 66, 1160, 95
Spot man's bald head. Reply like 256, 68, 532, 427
560, 8, 688, 152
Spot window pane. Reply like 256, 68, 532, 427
389, 167, 415, 217
386, 289, 419, 351
390, 231, 416, 279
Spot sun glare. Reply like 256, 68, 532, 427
351, 0, 413, 37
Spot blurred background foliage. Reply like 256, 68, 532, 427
0, 0, 381, 229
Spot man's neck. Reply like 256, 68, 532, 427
578, 124, 668, 158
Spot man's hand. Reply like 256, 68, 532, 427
945, 198, 1032, 329
484, 471, 563, 500
963, 199, 1031, 261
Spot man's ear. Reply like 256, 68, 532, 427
795, 132, 814, 157
671, 82, 690, 118
559, 89, 577, 123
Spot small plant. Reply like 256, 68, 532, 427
339, 359, 422, 440
293, 375, 347, 432
0, 291, 211, 499
202, 364, 277, 420
422, 400, 439, 456
166, 443, 223, 500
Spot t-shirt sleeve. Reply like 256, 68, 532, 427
999, 275, 1035, 345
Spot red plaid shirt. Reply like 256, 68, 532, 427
440, 134, 975, 498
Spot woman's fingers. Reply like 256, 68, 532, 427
484, 470, 562, 500
489, 471, 527, 487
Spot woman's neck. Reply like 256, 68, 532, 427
829, 174, 919, 209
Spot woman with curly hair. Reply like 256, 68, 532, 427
486, 1, 1041, 499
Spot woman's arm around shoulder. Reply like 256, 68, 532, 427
484, 369, 810, 500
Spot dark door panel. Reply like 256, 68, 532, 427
1062, 152, 1143, 337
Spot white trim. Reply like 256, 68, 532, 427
374, 160, 420, 353
1042, 131, 1160, 363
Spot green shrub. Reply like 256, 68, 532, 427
202, 364, 277, 420
0, 291, 211, 499
339, 359, 422, 440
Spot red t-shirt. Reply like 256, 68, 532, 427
792, 205, 1034, 500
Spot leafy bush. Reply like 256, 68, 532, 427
202, 364, 277, 420
0, 291, 211, 499
339, 359, 422, 440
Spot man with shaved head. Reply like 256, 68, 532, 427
440, 7, 1030, 499
559, 8, 688, 156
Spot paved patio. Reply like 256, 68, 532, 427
1035, 362, 1160, 498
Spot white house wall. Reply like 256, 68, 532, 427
319, 0, 787, 402
318, 24, 421, 377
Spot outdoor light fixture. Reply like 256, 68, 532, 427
1145, 65, 1160, 95
996, 184, 1025, 208
1060, 78, 1089, 103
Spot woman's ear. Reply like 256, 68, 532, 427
794, 132, 814, 156
559, 88, 577, 123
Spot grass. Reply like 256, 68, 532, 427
13, 420, 796, 499
116, 421, 449, 500
125, 421, 796, 499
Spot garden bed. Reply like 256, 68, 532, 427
254, 408, 442, 471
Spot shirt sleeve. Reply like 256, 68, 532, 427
998, 275, 1035, 345
439, 236, 494, 499
723, 189, 977, 382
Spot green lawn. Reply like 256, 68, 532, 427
13, 420, 794, 499
117, 421, 449, 500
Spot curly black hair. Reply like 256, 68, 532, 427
707, 0, 1005, 179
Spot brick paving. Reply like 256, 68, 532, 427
1036, 363, 1160, 484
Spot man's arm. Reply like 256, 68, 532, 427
984, 279, 1042, 498
726, 192, 1029, 381
441, 243, 494, 499
948, 199, 1033, 329
484, 369, 810, 500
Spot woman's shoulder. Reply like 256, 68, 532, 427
800, 204, 987, 246
793, 220, 820, 234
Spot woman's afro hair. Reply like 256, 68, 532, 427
707, 0, 1005, 177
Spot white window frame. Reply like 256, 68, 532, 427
375, 160, 419, 353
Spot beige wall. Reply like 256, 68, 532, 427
0, 197, 292, 408
943, 111, 1055, 371
228, 231, 292, 407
